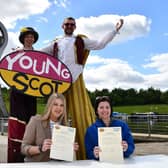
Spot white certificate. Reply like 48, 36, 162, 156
50, 125, 76, 161
98, 127, 123, 163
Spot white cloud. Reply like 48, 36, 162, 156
0, 0, 51, 29
53, 0, 70, 8
143, 53, 168, 73
75, 14, 151, 44
1, 31, 20, 57
142, 53, 168, 91
144, 72, 168, 90
84, 55, 145, 91
84, 52, 168, 91
37, 17, 48, 23
0, 0, 51, 57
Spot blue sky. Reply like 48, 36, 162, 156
1, 0, 168, 91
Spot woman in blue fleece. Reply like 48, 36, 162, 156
84, 96, 135, 160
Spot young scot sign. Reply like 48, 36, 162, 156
0, 50, 72, 97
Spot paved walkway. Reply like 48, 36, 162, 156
0, 135, 168, 163
134, 142, 168, 156
0, 135, 7, 163
133, 133, 168, 139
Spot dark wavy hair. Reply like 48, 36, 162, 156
94, 96, 113, 118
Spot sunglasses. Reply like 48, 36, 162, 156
64, 23, 76, 26
96, 96, 110, 101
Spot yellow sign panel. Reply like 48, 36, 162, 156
0, 69, 71, 97
0, 50, 72, 97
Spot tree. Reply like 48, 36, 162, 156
160, 91, 168, 104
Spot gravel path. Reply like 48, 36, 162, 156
134, 142, 168, 156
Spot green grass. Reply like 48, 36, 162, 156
37, 103, 46, 114
4, 101, 168, 115
113, 104, 168, 114
37, 104, 168, 114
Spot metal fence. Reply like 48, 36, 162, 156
0, 117, 8, 135
1, 115, 168, 136
114, 114, 168, 136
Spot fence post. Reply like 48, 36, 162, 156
0, 118, 4, 135
147, 114, 151, 137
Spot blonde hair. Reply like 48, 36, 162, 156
41, 93, 67, 125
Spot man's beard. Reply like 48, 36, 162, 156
65, 29, 73, 35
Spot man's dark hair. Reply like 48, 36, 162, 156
65, 17, 75, 21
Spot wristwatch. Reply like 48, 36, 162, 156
38, 144, 43, 153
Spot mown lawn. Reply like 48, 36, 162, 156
37, 103, 46, 114
113, 104, 168, 114
36, 103, 168, 115
4, 100, 168, 115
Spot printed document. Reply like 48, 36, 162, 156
98, 127, 123, 163
50, 125, 76, 161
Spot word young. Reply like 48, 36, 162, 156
0, 50, 72, 97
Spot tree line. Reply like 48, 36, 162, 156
1, 87, 168, 107
87, 87, 168, 107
